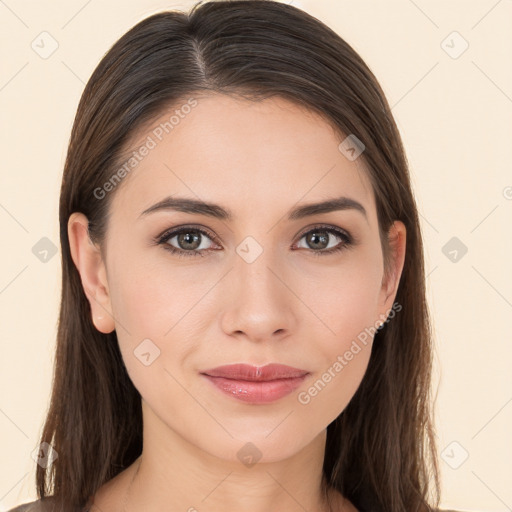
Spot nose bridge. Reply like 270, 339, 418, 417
233, 234, 284, 300
220, 233, 296, 340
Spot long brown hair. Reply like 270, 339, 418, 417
36, 1, 440, 510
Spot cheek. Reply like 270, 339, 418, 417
315, 278, 376, 387
108, 244, 203, 335
297, 281, 377, 418
106, 248, 212, 385
295, 250, 382, 411
298, 345, 371, 420
304, 249, 384, 341
108, 262, 199, 412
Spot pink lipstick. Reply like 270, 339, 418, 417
200, 363, 309, 404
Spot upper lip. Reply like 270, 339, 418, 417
201, 363, 309, 381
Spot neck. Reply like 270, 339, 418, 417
114, 402, 345, 512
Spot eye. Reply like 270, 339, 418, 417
154, 224, 354, 259
294, 225, 353, 256
155, 226, 219, 258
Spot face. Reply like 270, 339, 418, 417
69, 93, 405, 464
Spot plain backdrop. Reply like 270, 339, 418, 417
1, 1, 511, 510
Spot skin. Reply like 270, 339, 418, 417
68, 93, 406, 512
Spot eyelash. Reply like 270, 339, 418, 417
154, 224, 354, 259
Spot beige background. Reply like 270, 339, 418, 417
1, 0, 511, 510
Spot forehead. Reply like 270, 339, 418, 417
108, 93, 376, 225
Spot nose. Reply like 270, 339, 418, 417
219, 247, 297, 343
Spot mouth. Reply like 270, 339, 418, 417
200, 363, 310, 404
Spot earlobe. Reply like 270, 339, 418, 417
67, 212, 115, 334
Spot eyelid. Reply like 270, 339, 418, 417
293, 223, 352, 242
156, 223, 352, 242
154, 222, 355, 256
156, 224, 220, 245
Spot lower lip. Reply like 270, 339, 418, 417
201, 374, 308, 404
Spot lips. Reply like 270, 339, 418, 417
200, 364, 310, 404
201, 363, 309, 381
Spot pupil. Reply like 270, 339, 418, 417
309, 231, 328, 249
179, 232, 200, 249
175, 230, 331, 251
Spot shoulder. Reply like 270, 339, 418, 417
6, 498, 55, 512
5, 497, 87, 512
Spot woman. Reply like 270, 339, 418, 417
9, 1, 441, 510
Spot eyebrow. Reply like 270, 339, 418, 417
139, 195, 368, 222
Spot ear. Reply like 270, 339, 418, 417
377, 220, 406, 325
67, 212, 115, 334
